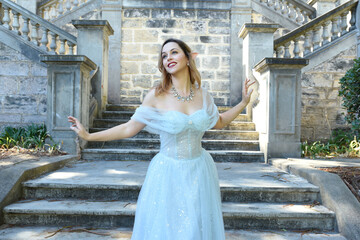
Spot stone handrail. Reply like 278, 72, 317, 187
0, 0, 77, 54
38, 0, 90, 21
274, 0, 358, 58
256, 0, 316, 24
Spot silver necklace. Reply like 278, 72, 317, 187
171, 86, 195, 102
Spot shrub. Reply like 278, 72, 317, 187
339, 57, 360, 137
0, 124, 61, 154
302, 129, 360, 158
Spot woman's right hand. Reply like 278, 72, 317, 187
68, 116, 89, 140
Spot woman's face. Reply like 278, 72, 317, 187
161, 42, 188, 75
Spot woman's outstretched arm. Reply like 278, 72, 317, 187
68, 117, 146, 141
68, 89, 159, 141
213, 78, 255, 129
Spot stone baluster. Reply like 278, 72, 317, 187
331, 16, 340, 41
58, 0, 64, 15
340, 11, 348, 36
273, 0, 281, 12
312, 26, 321, 50
12, 11, 21, 35
293, 37, 301, 58
44, 7, 50, 20
288, 3, 296, 21
302, 11, 309, 24
303, 31, 312, 56
68, 42, 76, 54
281, 0, 288, 16
267, 0, 274, 8
30, 21, 39, 46
295, 7, 303, 23
66, 0, 72, 12
276, 46, 283, 58
40, 27, 49, 51
74, 0, 79, 7
59, 38, 66, 54
22, 17, 30, 41
322, 21, 330, 45
49, 32, 58, 53
2, 6, 11, 30
349, 6, 356, 31
284, 41, 291, 58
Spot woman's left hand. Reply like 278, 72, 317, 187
242, 78, 255, 105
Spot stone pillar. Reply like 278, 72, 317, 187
101, 0, 123, 104
253, 58, 308, 161
41, 55, 97, 155
239, 23, 280, 119
230, 0, 252, 106
72, 20, 114, 117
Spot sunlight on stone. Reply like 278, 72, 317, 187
15, 231, 39, 238
0, 161, 13, 166
47, 172, 87, 179
106, 169, 130, 175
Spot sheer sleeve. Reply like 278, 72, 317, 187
203, 88, 219, 130
131, 105, 181, 135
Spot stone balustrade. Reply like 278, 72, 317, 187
0, 0, 77, 54
38, 0, 89, 21
256, 0, 316, 24
274, 0, 358, 58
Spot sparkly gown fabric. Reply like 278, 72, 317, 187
130, 88, 225, 240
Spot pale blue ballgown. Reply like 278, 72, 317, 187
130, 88, 225, 240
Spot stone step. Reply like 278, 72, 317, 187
102, 110, 249, 122
22, 161, 319, 203
0, 226, 347, 240
106, 104, 239, 113
86, 138, 260, 151
93, 119, 256, 131
3, 200, 335, 230
81, 149, 264, 162
89, 128, 260, 140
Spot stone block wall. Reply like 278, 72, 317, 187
120, 8, 231, 105
0, 42, 47, 130
301, 45, 356, 141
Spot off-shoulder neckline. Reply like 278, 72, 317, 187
139, 87, 207, 116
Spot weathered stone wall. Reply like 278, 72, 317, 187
301, 45, 356, 141
0, 42, 47, 130
120, 8, 231, 105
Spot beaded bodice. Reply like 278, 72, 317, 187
131, 88, 219, 160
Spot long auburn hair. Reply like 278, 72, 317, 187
155, 38, 201, 96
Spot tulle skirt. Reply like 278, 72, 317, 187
131, 149, 225, 240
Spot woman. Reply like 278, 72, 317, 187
68, 38, 254, 239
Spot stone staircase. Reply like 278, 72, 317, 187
83, 104, 265, 162
3, 161, 342, 238
1, 104, 345, 239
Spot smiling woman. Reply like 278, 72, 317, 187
68, 38, 254, 240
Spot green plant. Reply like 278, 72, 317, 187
0, 126, 26, 148
339, 57, 360, 137
0, 124, 62, 154
302, 129, 360, 158
23, 124, 52, 149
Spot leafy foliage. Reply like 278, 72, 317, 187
302, 129, 360, 158
0, 124, 61, 154
339, 57, 360, 137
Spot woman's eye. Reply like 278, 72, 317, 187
162, 55, 167, 59
172, 51, 178, 54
